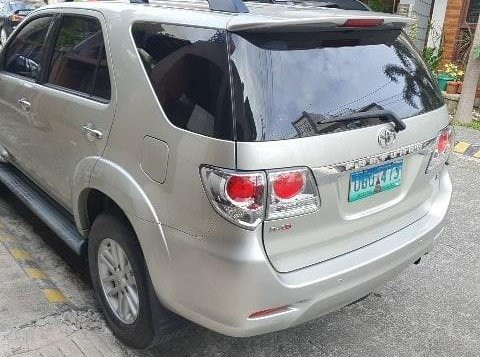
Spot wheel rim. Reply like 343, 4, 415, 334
97, 238, 139, 325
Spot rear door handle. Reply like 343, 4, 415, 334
17, 98, 31, 111
82, 123, 103, 141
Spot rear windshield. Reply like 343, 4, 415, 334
229, 30, 444, 141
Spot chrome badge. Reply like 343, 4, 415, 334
378, 128, 397, 148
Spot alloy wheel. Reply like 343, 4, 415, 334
97, 238, 139, 324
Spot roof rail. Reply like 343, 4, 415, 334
206, 0, 249, 12
130, 0, 149, 3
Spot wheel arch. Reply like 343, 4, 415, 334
73, 157, 161, 234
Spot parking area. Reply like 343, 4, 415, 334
0, 127, 478, 357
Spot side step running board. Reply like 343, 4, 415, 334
0, 164, 86, 256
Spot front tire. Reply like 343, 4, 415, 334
88, 212, 168, 348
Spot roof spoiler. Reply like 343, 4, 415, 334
227, 13, 414, 32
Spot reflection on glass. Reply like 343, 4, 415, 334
229, 30, 444, 142
48, 16, 110, 99
132, 23, 233, 140
4, 16, 52, 79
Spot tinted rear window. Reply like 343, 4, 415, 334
229, 30, 444, 142
132, 23, 233, 140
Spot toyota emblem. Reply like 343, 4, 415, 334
378, 128, 396, 148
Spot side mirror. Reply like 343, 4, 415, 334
6, 54, 39, 77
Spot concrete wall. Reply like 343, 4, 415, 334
427, 0, 448, 48
399, 0, 435, 50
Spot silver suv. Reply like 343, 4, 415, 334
0, 0, 452, 349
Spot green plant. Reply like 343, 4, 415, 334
367, 0, 393, 13
408, 18, 418, 42
441, 62, 465, 81
453, 120, 480, 131
422, 46, 443, 73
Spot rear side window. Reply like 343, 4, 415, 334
230, 30, 444, 141
132, 23, 233, 140
48, 16, 111, 100
3, 16, 52, 80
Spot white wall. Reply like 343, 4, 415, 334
399, 0, 436, 50
427, 0, 448, 48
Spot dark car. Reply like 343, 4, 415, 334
0, 1, 40, 45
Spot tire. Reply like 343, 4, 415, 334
89, 212, 179, 348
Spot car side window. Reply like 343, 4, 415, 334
47, 15, 111, 100
3, 16, 52, 80
131, 23, 233, 140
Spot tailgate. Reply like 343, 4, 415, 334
229, 27, 447, 272
237, 107, 447, 272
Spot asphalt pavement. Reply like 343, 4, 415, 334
0, 127, 478, 357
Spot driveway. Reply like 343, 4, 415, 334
0, 127, 478, 357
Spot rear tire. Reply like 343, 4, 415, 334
88, 212, 179, 348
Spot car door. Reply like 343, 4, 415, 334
0, 14, 53, 178
26, 10, 115, 209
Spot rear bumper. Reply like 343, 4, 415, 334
145, 169, 451, 337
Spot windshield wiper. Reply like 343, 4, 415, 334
303, 109, 407, 132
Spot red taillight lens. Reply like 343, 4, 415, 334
272, 171, 305, 199
342, 19, 384, 27
425, 126, 454, 176
267, 168, 320, 220
437, 131, 450, 154
226, 176, 256, 202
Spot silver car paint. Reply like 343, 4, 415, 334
0, 1, 452, 337
26, 74, 116, 208
241, 106, 450, 272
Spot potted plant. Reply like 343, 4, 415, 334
441, 63, 464, 94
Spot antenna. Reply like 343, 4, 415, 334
207, 0, 249, 13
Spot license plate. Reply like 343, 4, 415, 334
348, 161, 403, 202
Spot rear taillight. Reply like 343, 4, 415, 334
425, 126, 454, 176
437, 130, 450, 154
200, 167, 266, 229
267, 168, 320, 220
200, 166, 320, 229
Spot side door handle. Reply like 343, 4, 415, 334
81, 123, 103, 141
17, 98, 31, 111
